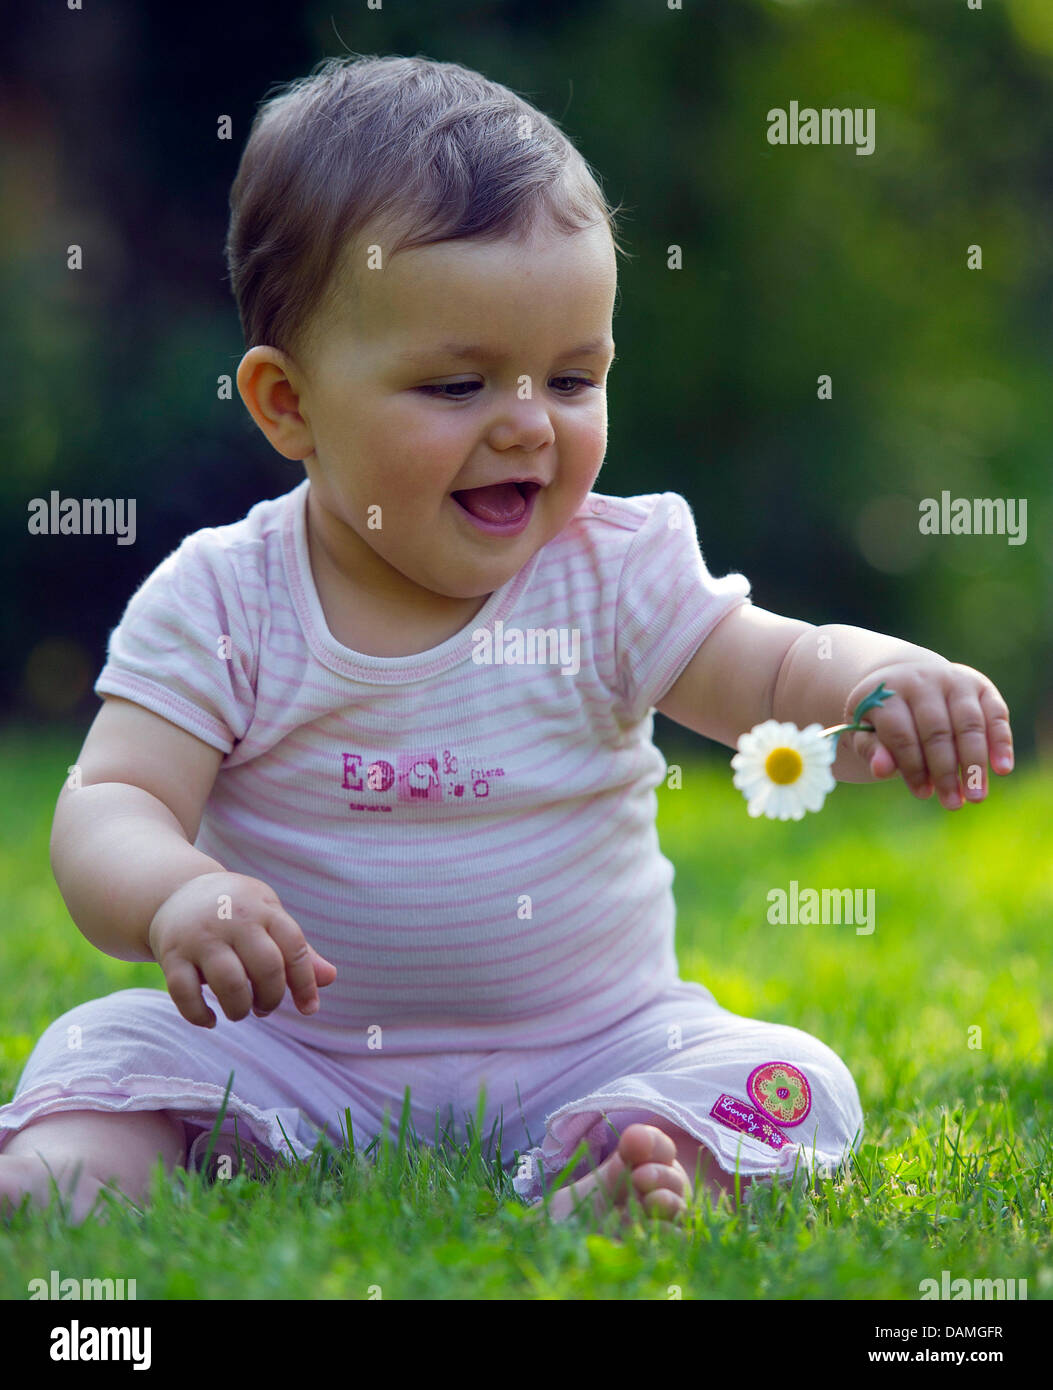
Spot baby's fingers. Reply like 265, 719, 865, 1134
311, 946, 338, 988
199, 942, 256, 1022
163, 957, 217, 1029
863, 700, 931, 798
868, 742, 898, 779
981, 683, 1014, 775
264, 909, 331, 1016
946, 689, 992, 803
912, 695, 969, 808
236, 930, 293, 1018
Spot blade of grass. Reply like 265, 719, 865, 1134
198, 1071, 235, 1176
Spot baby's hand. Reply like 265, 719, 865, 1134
147, 872, 337, 1028
843, 660, 1013, 810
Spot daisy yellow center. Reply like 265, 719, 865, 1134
765, 747, 804, 784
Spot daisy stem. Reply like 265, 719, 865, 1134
823, 682, 896, 745
822, 720, 876, 744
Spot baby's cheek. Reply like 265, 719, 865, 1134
581, 415, 608, 455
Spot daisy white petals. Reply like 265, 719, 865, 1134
731, 720, 837, 821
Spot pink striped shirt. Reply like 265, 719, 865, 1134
94, 480, 751, 1053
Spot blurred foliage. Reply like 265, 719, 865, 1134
1, 0, 1050, 756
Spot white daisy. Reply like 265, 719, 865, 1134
730, 720, 837, 821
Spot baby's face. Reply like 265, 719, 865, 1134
294, 219, 617, 604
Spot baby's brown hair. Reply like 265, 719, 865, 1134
226, 53, 626, 366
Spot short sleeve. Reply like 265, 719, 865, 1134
613, 492, 751, 725
93, 530, 258, 754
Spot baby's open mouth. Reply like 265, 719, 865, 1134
451, 480, 539, 525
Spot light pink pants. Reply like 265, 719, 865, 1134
0, 982, 863, 1202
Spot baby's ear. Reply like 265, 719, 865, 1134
235, 347, 314, 461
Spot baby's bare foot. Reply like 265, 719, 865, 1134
544, 1124, 692, 1224
0, 1152, 105, 1225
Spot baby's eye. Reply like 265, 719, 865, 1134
416, 377, 599, 399
550, 376, 600, 394
417, 381, 480, 398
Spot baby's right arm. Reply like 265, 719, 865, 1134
51, 696, 335, 1027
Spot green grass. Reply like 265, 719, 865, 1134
1, 722, 1050, 1299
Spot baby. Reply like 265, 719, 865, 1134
0, 55, 1014, 1226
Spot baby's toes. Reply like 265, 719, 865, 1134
632, 1157, 691, 1202
638, 1185, 689, 1222
617, 1122, 677, 1169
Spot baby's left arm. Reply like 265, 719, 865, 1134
655, 605, 1014, 809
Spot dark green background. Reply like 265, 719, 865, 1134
3, 0, 1049, 759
